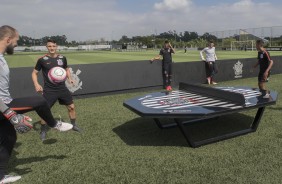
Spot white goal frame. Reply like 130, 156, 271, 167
231, 40, 255, 51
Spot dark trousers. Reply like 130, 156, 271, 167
162, 62, 173, 88
205, 61, 218, 78
0, 96, 58, 178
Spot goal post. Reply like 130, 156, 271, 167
231, 40, 255, 51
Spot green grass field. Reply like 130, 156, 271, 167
10, 74, 282, 184
6, 50, 282, 68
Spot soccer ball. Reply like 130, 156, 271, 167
48, 67, 67, 83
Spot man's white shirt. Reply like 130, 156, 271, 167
200, 47, 218, 62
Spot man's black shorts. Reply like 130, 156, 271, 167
43, 89, 73, 107
258, 71, 271, 83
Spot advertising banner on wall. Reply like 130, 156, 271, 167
9, 56, 281, 98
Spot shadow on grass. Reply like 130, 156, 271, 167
113, 113, 255, 147
267, 106, 282, 111
42, 138, 58, 144
8, 151, 67, 175
32, 121, 58, 144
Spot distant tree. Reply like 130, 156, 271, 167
181, 31, 199, 42
188, 38, 207, 48
222, 37, 236, 48
200, 32, 217, 41
156, 31, 175, 41
119, 35, 131, 44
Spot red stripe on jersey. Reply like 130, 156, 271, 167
264, 51, 271, 62
37, 54, 48, 60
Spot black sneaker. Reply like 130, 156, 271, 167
72, 123, 82, 133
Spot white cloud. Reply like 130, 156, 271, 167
0, 0, 281, 41
154, 0, 192, 11
150, 0, 281, 35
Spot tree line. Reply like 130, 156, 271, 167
18, 30, 218, 48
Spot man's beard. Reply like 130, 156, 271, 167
6, 44, 14, 55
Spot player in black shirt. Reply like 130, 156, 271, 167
252, 39, 273, 98
32, 39, 81, 141
151, 40, 175, 91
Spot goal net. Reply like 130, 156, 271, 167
231, 40, 255, 51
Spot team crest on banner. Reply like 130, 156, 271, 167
233, 60, 243, 78
65, 67, 83, 93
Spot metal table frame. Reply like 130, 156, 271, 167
153, 106, 265, 148
123, 83, 277, 148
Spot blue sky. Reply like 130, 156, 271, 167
0, 0, 281, 41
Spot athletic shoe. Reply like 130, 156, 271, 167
72, 123, 82, 133
166, 86, 172, 91
54, 121, 73, 132
0, 175, 21, 183
212, 81, 218, 85
263, 93, 270, 99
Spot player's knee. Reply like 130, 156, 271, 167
67, 104, 75, 111
35, 96, 49, 106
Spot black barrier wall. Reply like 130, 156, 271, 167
10, 61, 163, 98
9, 56, 282, 98
174, 56, 282, 85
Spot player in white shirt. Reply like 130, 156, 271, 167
200, 40, 218, 85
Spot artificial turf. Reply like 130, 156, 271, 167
9, 74, 282, 184
5, 50, 282, 68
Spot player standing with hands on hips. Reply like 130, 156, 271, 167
151, 40, 175, 91
32, 39, 82, 141
200, 40, 218, 85
252, 39, 273, 98
0, 25, 73, 184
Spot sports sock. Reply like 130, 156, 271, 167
70, 119, 76, 125
260, 89, 266, 96
41, 124, 48, 132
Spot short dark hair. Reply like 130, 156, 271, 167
209, 40, 214, 44
46, 39, 56, 44
256, 39, 264, 45
164, 40, 169, 44
0, 25, 17, 41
